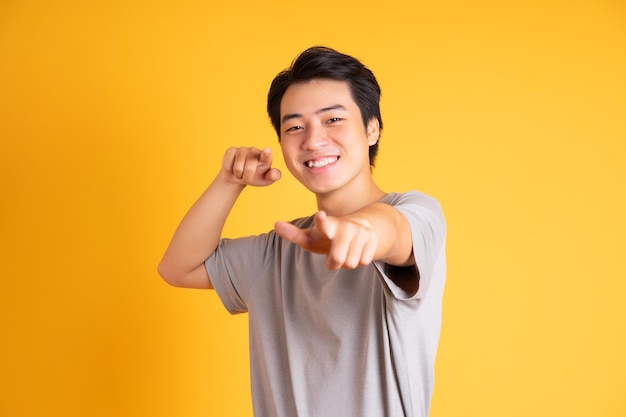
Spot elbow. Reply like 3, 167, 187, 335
157, 260, 212, 289
157, 261, 184, 287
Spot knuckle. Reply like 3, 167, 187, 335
344, 258, 359, 269
327, 253, 342, 269
233, 160, 244, 174
360, 253, 373, 266
328, 252, 341, 264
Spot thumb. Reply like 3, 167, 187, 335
264, 167, 282, 183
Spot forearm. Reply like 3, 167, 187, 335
347, 202, 418, 295
275, 201, 414, 270
345, 202, 413, 267
158, 173, 245, 288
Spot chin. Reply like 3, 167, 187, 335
303, 182, 342, 196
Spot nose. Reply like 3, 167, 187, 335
302, 122, 330, 150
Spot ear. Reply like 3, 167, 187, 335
366, 117, 380, 146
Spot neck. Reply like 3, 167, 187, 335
315, 180, 386, 217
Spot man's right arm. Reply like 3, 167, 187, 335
157, 147, 281, 289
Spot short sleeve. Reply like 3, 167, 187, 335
205, 231, 277, 314
374, 192, 447, 301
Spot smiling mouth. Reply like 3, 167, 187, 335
305, 156, 339, 168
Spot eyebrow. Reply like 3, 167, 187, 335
281, 104, 348, 124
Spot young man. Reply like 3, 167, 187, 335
158, 46, 447, 417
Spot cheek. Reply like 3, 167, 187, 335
283, 160, 303, 181
280, 145, 299, 171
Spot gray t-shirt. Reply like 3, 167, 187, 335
205, 191, 446, 417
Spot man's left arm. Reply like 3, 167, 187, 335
274, 203, 416, 292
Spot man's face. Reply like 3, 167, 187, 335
279, 79, 379, 197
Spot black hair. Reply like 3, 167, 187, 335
267, 46, 383, 166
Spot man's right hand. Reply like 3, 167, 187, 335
221, 147, 281, 186
158, 146, 281, 289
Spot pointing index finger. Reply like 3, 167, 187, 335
313, 211, 335, 240
259, 147, 273, 165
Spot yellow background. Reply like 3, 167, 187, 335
1, 0, 624, 416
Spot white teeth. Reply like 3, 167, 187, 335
306, 157, 337, 168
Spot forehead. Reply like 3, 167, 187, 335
280, 79, 357, 116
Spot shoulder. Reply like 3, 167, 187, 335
287, 215, 315, 228
382, 191, 443, 215
382, 191, 446, 239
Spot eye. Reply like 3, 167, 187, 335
284, 125, 303, 133
326, 117, 342, 124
